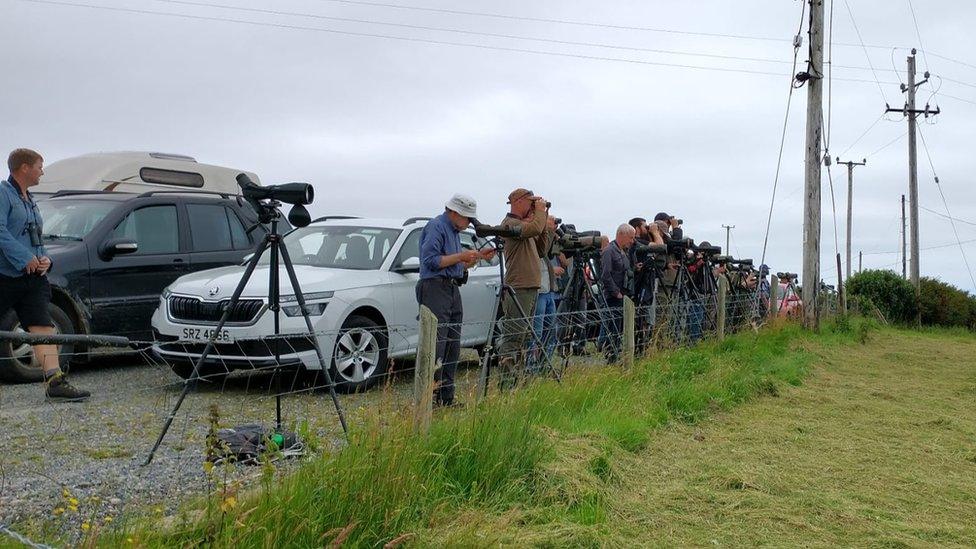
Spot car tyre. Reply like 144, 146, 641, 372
0, 305, 75, 384
329, 314, 388, 393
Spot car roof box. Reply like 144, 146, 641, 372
36, 152, 260, 195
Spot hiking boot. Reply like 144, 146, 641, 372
45, 375, 91, 402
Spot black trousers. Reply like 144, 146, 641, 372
416, 278, 463, 404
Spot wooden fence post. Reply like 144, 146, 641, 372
413, 305, 437, 433
622, 296, 635, 370
769, 274, 779, 318
717, 276, 728, 340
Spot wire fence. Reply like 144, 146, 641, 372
0, 283, 837, 545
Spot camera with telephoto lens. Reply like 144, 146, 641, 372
729, 258, 754, 274
776, 271, 797, 281
633, 242, 668, 270
696, 242, 722, 256
237, 173, 315, 227
552, 223, 602, 257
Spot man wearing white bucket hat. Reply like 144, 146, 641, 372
416, 194, 495, 406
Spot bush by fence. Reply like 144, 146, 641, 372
919, 277, 976, 330
847, 270, 918, 324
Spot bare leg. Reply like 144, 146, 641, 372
27, 325, 61, 377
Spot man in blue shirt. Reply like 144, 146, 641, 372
1, 149, 89, 401
416, 194, 494, 406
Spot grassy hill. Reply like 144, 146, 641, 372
83, 320, 976, 547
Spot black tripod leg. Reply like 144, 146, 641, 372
278, 242, 349, 436
144, 236, 271, 466
478, 282, 503, 399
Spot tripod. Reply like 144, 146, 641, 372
477, 237, 561, 397
144, 204, 348, 466
555, 251, 611, 369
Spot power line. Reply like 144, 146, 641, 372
906, 0, 930, 74
149, 0, 817, 67
758, 0, 807, 271
866, 131, 908, 158
835, 112, 884, 159
920, 206, 976, 228
861, 237, 976, 256
16, 0, 915, 86
843, 0, 889, 103
916, 125, 976, 292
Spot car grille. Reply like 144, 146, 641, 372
154, 333, 318, 357
169, 296, 264, 324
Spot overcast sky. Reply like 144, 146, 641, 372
5, 0, 976, 290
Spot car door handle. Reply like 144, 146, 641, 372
173, 258, 184, 263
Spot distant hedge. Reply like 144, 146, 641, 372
919, 277, 976, 329
847, 270, 918, 324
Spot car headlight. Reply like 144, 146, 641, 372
282, 302, 327, 317
280, 291, 334, 303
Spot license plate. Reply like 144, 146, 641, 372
181, 327, 234, 343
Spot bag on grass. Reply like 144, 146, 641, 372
210, 423, 303, 464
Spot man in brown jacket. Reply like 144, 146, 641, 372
497, 187, 552, 389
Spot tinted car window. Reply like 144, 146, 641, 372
187, 204, 252, 252
112, 205, 179, 255
37, 199, 116, 239
392, 229, 422, 267
265, 226, 401, 270
228, 209, 251, 250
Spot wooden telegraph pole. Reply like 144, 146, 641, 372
886, 48, 940, 324
802, 0, 825, 330
836, 158, 866, 281
901, 194, 907, 279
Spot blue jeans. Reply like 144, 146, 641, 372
528, 291, 558, 374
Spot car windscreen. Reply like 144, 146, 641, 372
262, 226, 402, 270
36, 199, 118, 240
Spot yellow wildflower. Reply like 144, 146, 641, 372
81, 522, 91, 532
52, 507, 65, 516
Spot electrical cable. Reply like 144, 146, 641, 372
843, 0, 888, 103
148, 0, 819, 67
866, 131, 908, 158
757, 0, 807, 271
906, 0, 930, 74
919, 206, 976, 228
916, 126, 976, 291
836, 112, 884, 159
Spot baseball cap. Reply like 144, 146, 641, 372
445, 193, 478, 219
653, 212, 671, 222
507, 188, 536, 204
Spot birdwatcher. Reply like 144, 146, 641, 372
1, 148, 90, 401
416, 194, 495, 407
600, 223, 636, 363
496, 187, 552, 390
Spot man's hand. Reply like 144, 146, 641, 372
459, 250, 480, 264
635, 262, 643, 272
546, 215, 557, 231
24, 256, 40, 274
533, 197, 547, 212
479, 248, 497, 261
37, 256, 52, 275
553, 265, 565, 277
616, 292, 624, 299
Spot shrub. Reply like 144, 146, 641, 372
847, 270, 917, 324
919, 277, 976, 330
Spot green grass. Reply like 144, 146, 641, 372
98, 319, 871, 547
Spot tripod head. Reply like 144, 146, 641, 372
237, 173, 314, 228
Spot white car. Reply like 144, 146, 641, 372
151, 217, 500, 391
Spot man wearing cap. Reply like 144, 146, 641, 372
417, 194, 495, 407
496, 188, 551, 389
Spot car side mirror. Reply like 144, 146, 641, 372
100, 238, 138, 260
392, 256, 421, 274
242, 253, 254, 265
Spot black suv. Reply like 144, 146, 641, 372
0, 191, 267, 383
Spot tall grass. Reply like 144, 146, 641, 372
109, 319, 866, 547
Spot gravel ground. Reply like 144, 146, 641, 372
0, 349, 492, 536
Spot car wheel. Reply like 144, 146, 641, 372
330, 314, 388, 393
0, 305, 75, 384
168, 361, 230, 383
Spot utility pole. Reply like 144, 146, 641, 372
886, 48, 940, 323
722, 224, 735, 254
859, 251, 863, 273
901, 194, 907, 279
801, 0, 824, 330
836, 158, 866, 280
